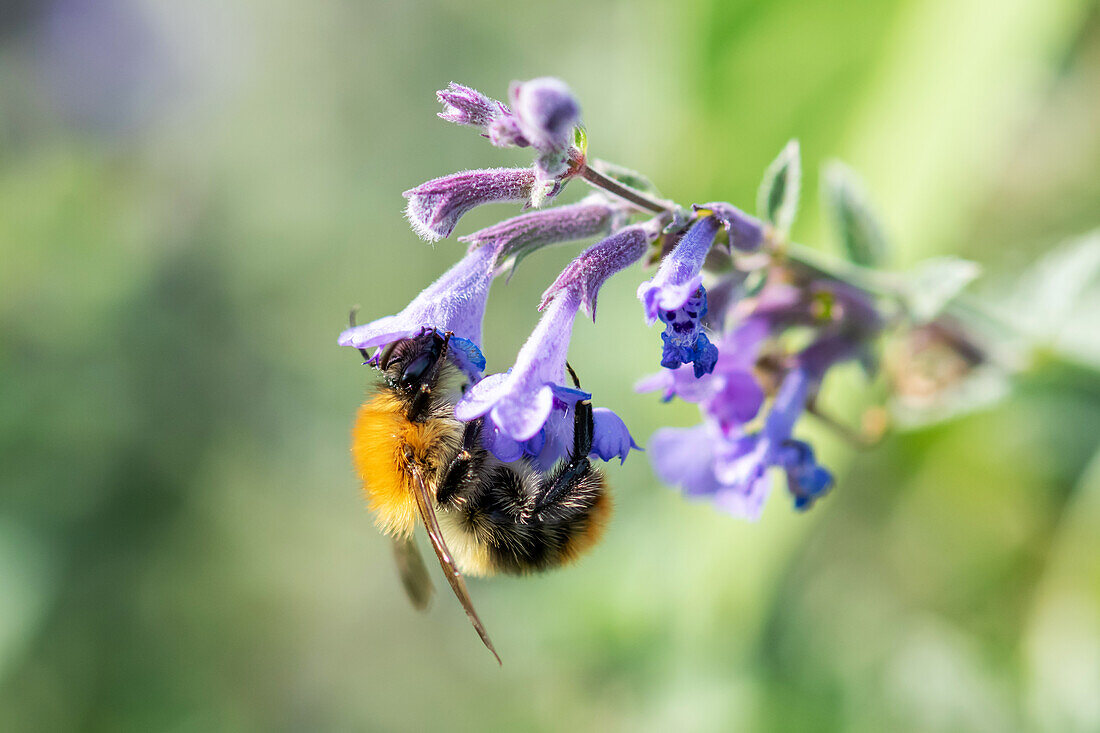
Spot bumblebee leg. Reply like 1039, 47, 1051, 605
534, 400, 594, 512
448, 404, 609, 575
463, 404, 607, 573
436, 418, 486, 506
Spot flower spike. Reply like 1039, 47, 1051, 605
347, 76, 997, 527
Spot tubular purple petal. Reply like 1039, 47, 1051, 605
510, 77, 582, 183
403, 167, 537, 242
455, 289, 586, 441
647, 421, 771, 520
540, 222, 655, 319
460, 196, 623, 264
338, 243, 497, 379
637, 215, 722, 324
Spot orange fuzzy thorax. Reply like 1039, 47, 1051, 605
351, 393, 461, 538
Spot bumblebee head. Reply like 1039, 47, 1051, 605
376, 329, 448, 395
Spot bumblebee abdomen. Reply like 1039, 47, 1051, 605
453, 464, 613, 576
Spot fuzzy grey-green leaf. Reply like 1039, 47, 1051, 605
756, 140, 801, 236
823, 161, 888, 267
902, 256, 981, 323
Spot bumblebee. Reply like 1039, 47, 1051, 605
350, 327, 611, 662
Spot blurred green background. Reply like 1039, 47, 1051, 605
2, 0, 1100, 730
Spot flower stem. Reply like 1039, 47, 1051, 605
579, 164, 675, 215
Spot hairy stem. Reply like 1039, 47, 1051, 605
579, 164, 675, 215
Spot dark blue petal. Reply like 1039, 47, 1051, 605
691, 333, 719, 378
444, 334, 486, 372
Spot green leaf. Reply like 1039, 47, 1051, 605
823, 161, 889, 267
900, 256, 982, 323
756, 139, 801, 237
573, 125, 588, 155
1015, 231, 1100, 336
1010, 231, 1100, 366
589, 159, 661, 197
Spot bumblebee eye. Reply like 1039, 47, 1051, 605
400, 354, 433, 386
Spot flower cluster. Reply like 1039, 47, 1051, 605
642, 278, 881, 518
343, 77, 986, 521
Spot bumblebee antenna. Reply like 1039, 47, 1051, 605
348, 306, 372, 362
565, 361, 582, 389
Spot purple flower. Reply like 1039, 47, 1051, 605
648, 361, 839, 520
404, 167, 537, 242
633, 205, 759, 374
455, 287, 587, 441
456, 225, 652, 456
507, 77, 584, 205
637, 215, 721, 323
774, 440, 833, 511
338, 243, 497, 378
591, 408, 641, 464
658, 287, 719, 377
433, 78, 581, 169
435, 81, 530, 149
460, 195, 626, 267
638, 311, 771, 431
648, 421, 771, 520
480, 398, 639, 470
718, 366, 814, 487
436, 82, 507, 130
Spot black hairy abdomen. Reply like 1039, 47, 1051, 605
456, 461, 607, 575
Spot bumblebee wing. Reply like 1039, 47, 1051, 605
391, 535, 434, 610
408, 463, 502, 665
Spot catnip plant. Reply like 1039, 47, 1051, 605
339, 77, 1000, 520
